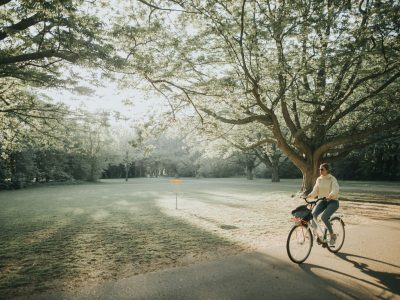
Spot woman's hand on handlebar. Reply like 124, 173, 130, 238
303, 196, 326, 206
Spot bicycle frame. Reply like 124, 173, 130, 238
307, 218, 328, 242
300, 198, 344, 243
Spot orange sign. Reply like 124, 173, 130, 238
169, 179, 183, 185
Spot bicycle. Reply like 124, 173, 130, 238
286, 197, 345, 264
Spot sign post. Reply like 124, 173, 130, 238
169, 179, 183, 209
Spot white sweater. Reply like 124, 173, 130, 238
308, 174, 340, 200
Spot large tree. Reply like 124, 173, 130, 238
114, 0, 400, 191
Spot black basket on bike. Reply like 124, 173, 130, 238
291, 205, 313, 221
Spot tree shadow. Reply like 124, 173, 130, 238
186, 191, 247, 208
32, 252, 364, 300
382, 217, 400, 221
0, 193, 244, 298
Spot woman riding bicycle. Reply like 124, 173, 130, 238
306, 163, 340, 245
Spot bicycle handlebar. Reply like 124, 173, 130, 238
303, 197, 326, 206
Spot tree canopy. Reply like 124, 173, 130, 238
113, 0, 400, 190
0, 0, 117, 155
1, 0, 399, 190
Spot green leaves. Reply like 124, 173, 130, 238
110, 0, 399, 188
0, 0, 120, 168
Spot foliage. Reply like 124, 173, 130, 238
197, 156, 244, 178
0, 109, 113, 189
0, 0, 117, 163
114, 0, 400, 190
0, 0, 114, 84
333, 138, 400, 180
1, 1, 399, 188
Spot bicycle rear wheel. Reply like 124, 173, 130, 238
286, 224, 313, 264
327, 217, 345, 253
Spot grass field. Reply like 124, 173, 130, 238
1, 178, 399, 298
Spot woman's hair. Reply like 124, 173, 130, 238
320, 163, 330, 173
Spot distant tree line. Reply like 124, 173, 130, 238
1, 133, 398, 190
0, 111, 112, 190
332, 140, 400, 181
101, 137, 400, 181
0, 148, 100, 189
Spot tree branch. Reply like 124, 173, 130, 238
324, 133, 400, 163
324, 150, 352, 163
181, 88, 204, 124
274, 33, 310, 155
254, 149, 272, 168
316, 118, 400, 157
236, 0, 257, 86
136, 0, 198, 14
269, 112, 307, 170
0, 50, 79, 65
224, 137, 275, 152
201, 108, 272, 126
0, 13, 42, 41
149, 78, 221, 97
0, 0, 12, 6
328, 70, 400, 129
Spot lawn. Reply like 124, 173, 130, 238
0, 178, 399, 298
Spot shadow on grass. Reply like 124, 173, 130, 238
0, 214, 87, 295
0, 195, 242, 298
187, 191, 248, 208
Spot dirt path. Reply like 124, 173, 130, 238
31, 219, 400, 300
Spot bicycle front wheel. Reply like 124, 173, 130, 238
327, 217, 345, 253
286, 224, 313, 264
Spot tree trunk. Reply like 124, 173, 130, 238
271, 163, 280, 182
271, 151, 280, 182
246, 166, 254, 180
300, 156, 322, 193
90, 161, 95, 181
125, 163, 128, 182
255, 149, 281, 182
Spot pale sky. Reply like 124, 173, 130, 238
43, 76, 170, 127
37, 1, 174, 128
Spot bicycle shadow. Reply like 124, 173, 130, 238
335, 252, 400, 295
299, 252, 400, 297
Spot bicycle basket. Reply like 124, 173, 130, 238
291, 205, 312, 221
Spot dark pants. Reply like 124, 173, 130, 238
312, 199, 339, 234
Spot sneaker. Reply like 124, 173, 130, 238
329, 233, 337, 246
